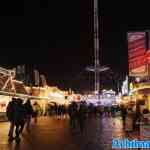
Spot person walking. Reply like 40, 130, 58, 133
13, 98, 27, 142
68, 102, 78, 129
125, 107, 134, 133
77, 102, 87, 134
6, 97, 16, 141
121, 105, 127, 129
24, 99, 33, 132
57, 105, 62, 120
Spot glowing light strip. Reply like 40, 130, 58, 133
132, 85, 150, 92
0, 90, 50, 100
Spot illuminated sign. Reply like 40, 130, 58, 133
128, 32, 148, 77
129, 65, 148, 77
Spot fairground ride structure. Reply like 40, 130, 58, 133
0, 66, 49, 100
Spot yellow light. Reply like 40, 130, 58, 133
130, 82, 133, 90
148, 95, 150, 111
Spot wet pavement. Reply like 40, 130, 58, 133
0, 116, 141, 150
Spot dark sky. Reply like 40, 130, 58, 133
0, 0, 150, 92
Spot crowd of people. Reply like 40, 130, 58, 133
6, 98, 122, 142
6, 97, 149, 143
6, 97, 40, 142
49, 102, 121, 133
68, 101, 87, 133
46, 102, 88, 133
52, 102, 150, 135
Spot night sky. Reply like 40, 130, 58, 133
0, 0, 150, 92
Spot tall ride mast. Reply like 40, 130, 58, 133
94, 0, 100, 93
86, 0, 109, 96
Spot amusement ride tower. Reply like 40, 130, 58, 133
86, 0, 109, 97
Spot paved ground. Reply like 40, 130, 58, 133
0, 116, 141, 150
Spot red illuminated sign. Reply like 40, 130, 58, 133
128, 32, 148, 76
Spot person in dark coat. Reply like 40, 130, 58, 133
68, 102, 78, 129
77, 102, 87, 133
57, 105, 62, 119
121, 105, 127, 128
24, 99, 33, 132
14, 98, 27, 142
6, 97, 16, 141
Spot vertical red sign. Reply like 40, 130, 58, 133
128, 32, 147, 76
